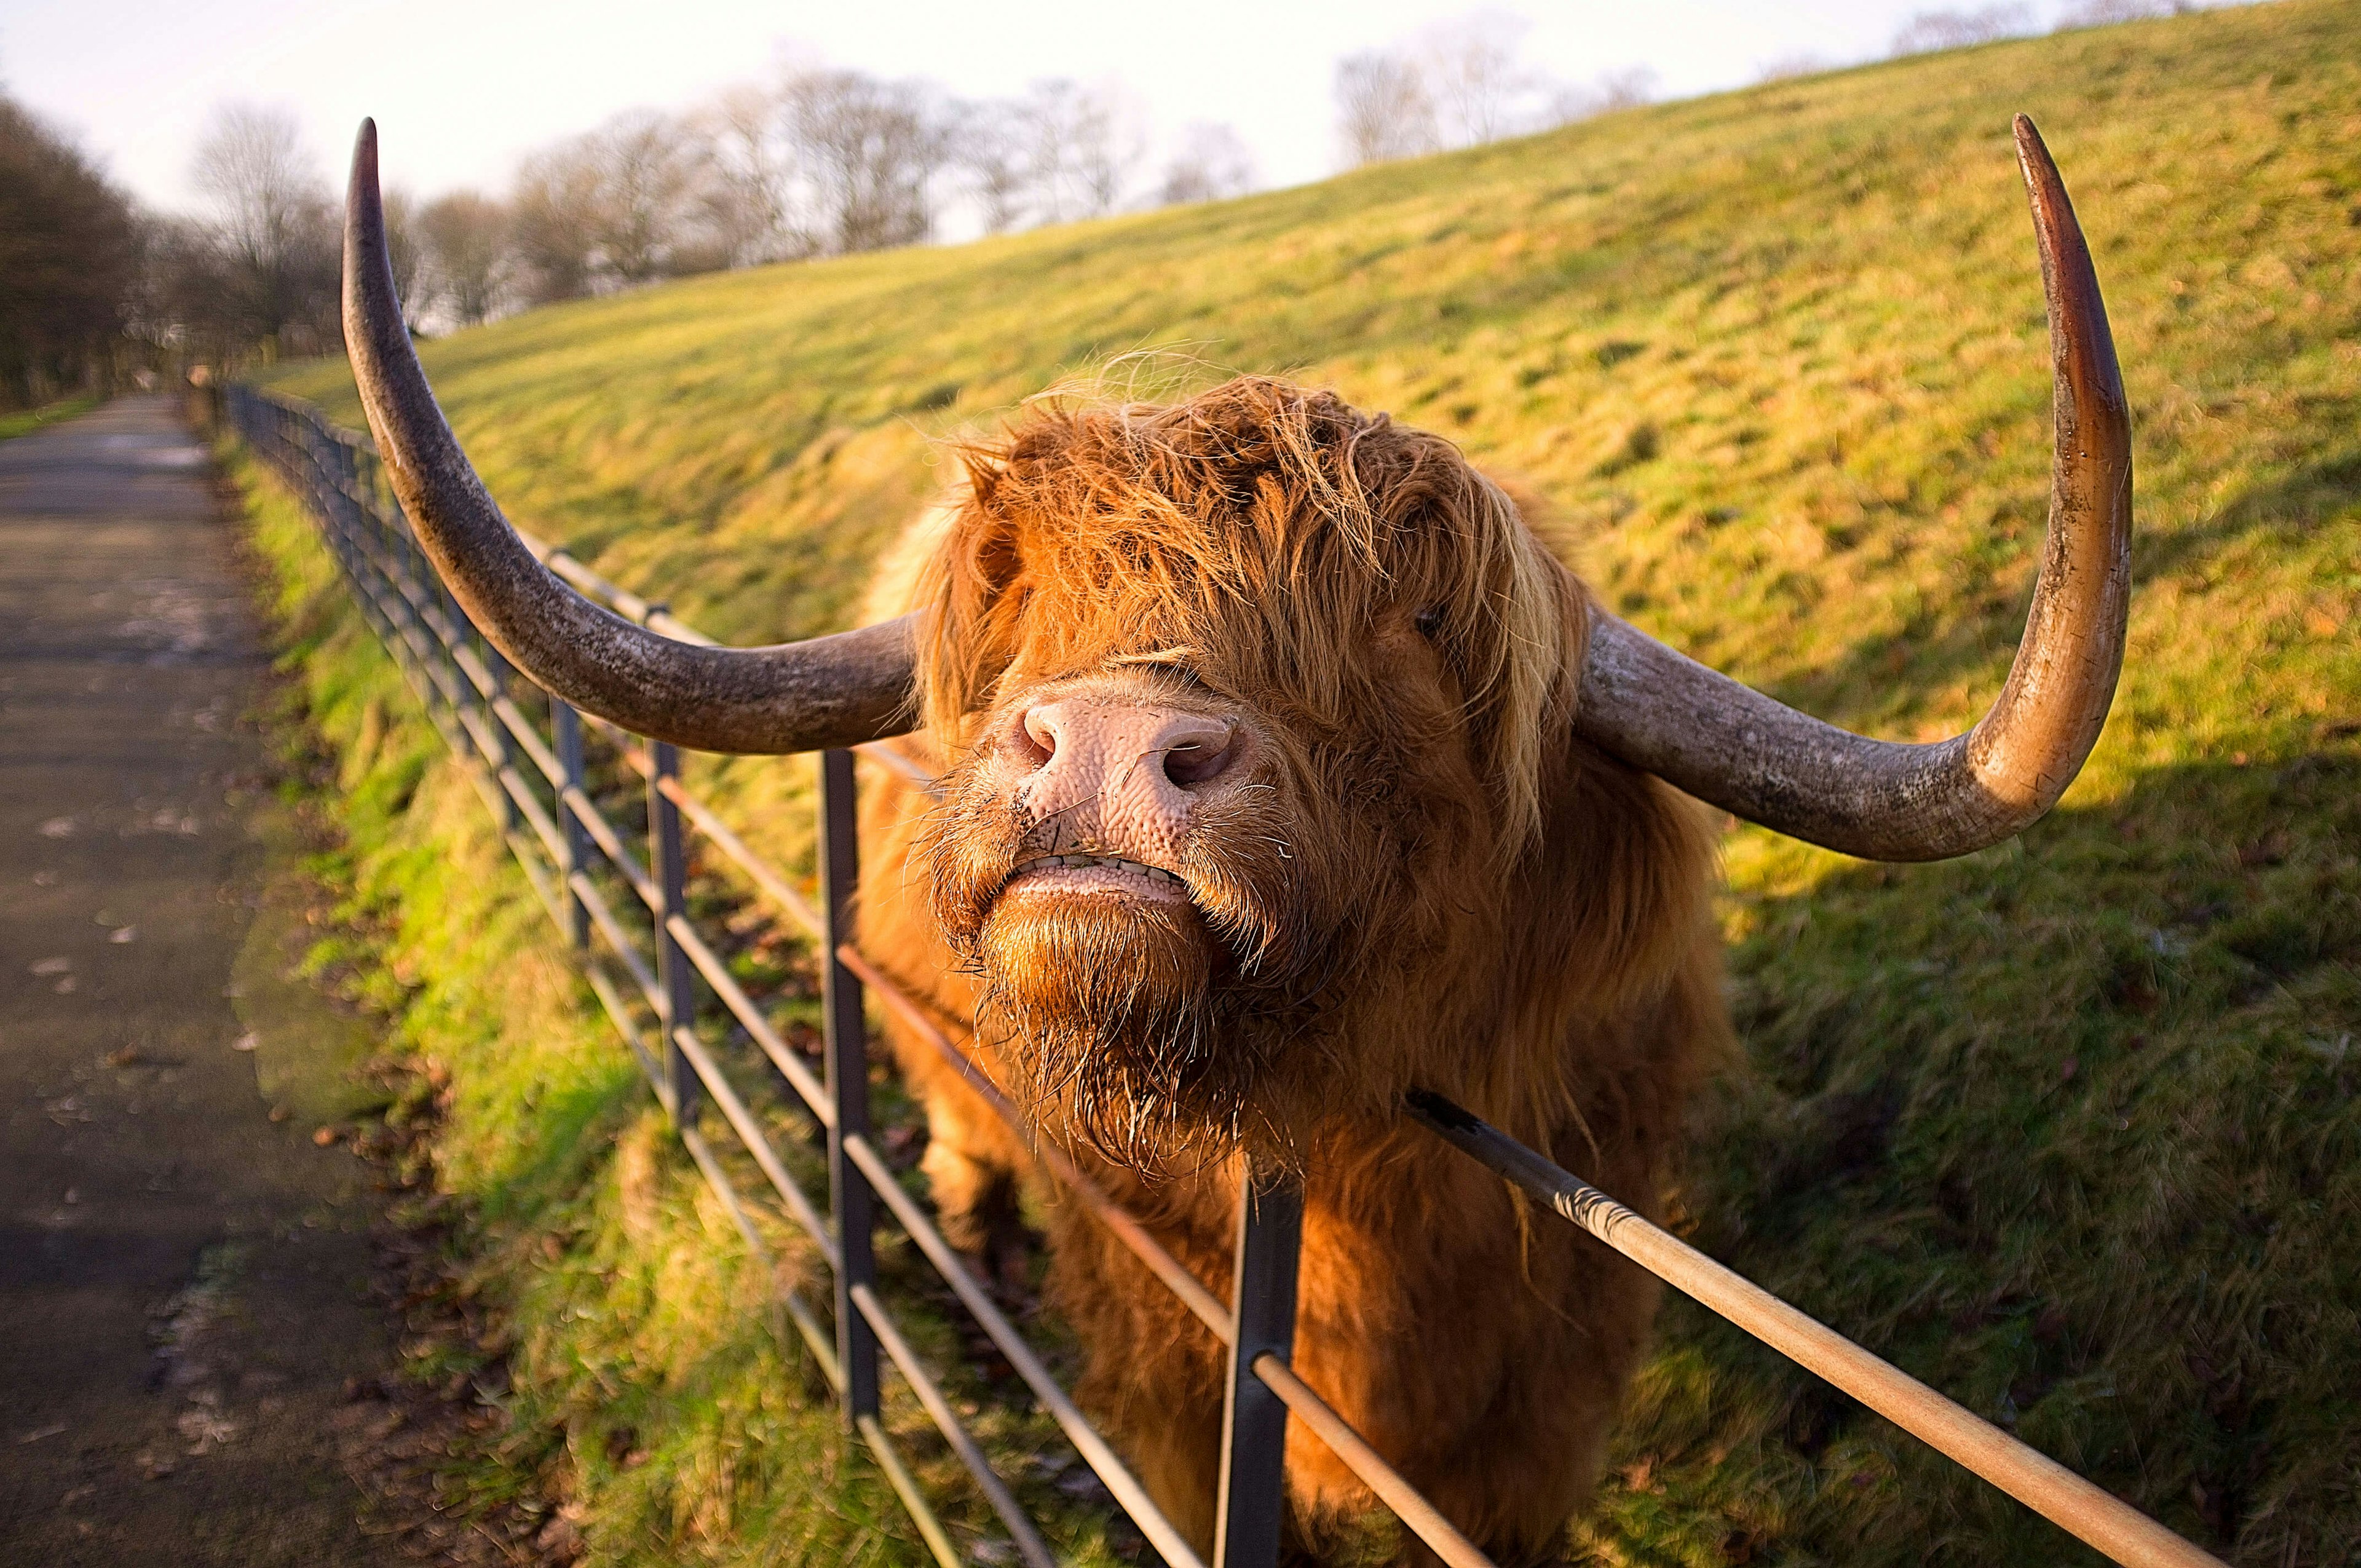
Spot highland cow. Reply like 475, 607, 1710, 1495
847, 377, 1727, 1561
339, 112, 2129, 1567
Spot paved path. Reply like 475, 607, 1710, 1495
0, 398, 401, 1564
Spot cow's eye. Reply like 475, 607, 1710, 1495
1414, 606, 1445, 640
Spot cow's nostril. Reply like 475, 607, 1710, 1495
1161, 732, 1234, 788
1013, 709, 1058, 769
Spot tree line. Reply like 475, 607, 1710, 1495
1, 95, 141, 410
0, 1, 2220, 410
437, 68, 1249, 327
0, 62, 1258, 402
1333, 13, 1660, 170
180, 67, 1257, 350
1329, 0, 2213, 165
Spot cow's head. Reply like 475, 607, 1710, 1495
909, 380, 1578, 1157
335, 113, 2132, 1160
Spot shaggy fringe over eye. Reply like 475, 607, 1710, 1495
912, 374, 1581, 857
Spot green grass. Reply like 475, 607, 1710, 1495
231, 444, 1149, 1566
256, 1, 2359, 1562
0, 394, 101, 440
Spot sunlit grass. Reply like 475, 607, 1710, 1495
233, 449, 1141, 1566
0, 393, 101, 440
258, 2, 2359, 1561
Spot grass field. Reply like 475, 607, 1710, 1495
0, 395, 101, 441
258, 2, 2360, 1562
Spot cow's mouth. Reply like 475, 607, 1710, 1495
1000, 853, 1192, 904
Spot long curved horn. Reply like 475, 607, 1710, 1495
1572, 115, 2132, 862
341, 119, 919, 755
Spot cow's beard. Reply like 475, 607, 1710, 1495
926, 786, 1318, 1172
972, 893, 1257, 1168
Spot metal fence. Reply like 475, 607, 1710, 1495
219, 382, 2221, 1568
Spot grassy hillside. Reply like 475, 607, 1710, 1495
261, 2, 2360, 1562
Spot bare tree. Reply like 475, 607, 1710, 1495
503, 115, 715, 298
1157, 122, 1256, 207
508, 136, 605, 304
1423, 10, 1539, 147
418, 190, 509, 327
0, 95, 140, 406
379, 186, 430, 333
1545, 65, 1659, 125
1754, 53, 1835, 83
1019, 79, 1142, 221
698, 82, 811, 265
1334, 50, 1439, 168
1071, 83, 1145, 217
1022, 79, 1084, 223
2054, 0, 2192, 27
953, 98, 1037, 235
137, 215, 243, 368
783, 69, 946, 253
1889, 4, 2035, 55
594, 109, 714, 282
189, 103, 339, 355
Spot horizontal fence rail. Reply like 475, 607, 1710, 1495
219, 383, 2221, 1568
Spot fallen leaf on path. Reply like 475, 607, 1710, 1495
30, 957, 70, 975
109, 925, 137, 943
38, 817, 75, 837
232, 1032, 259, 1052
176, 1408, 239, 1453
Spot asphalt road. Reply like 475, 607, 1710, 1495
0, 397, 401, 1564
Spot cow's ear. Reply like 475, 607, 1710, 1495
943, 505, 1024, 623
922, 496, 1028, 731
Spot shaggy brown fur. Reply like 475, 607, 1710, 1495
854, 376, 1728, 1566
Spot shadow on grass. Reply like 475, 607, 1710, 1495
1750, 429, 2361, 729
1603, 751, 2359, 1564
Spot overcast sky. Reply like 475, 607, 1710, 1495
6, 0, 2079, 215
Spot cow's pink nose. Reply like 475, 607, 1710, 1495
1010, 697, 1240, 850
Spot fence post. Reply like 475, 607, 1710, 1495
442, 582, 474, 726
1214, 1154, 1305, 1568
320, 434, 348, 572
394, 509, 432, 704
481, 637, 521, 834
651, 740, 698, 1123
331, 440, 366, 600
366, 452, 407, 646
377, 459, 419, 659
820, 747, 880, 1422
553, 702, 591, 949
341, 442, 391, 641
